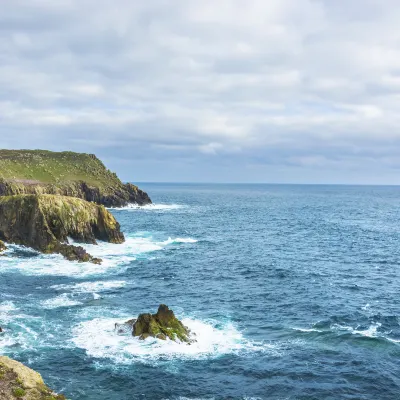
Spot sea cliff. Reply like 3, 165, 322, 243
0, 193, 125, 262
0, 150, 151, 207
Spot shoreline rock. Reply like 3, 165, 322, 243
124, 305, 195, 343
0, 240, 6, 253
0, 356, 66, 400
0, 194, 125, 263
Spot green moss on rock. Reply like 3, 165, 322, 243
130, 305, 195, 343
0, 194, 124, 263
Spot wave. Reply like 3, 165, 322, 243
108, 203, 184, 211
293, 315, 400, 345
50, 280, 127, 293
72, 317, 275, 365
160, 237, 198, 245
41, 293, 82, 309
0, 301, 17, 324
0, 234, 197, 277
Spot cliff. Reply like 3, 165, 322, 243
0, 194, 125, 263
0, 150, 151, 207
0, 356, 66, 400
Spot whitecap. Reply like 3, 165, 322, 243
41, 293, 82, 309
331, 322, 384, 339
0, 301, 17, 324
108, 203, 184, 211
72, 317, 275, 365
50, 280, 128, 293
292, 327, 324, 333
0, 234, 197, 278
160, 237, 198, 245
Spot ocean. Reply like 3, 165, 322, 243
1, 183, 400, 399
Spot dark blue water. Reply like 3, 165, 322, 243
1, 184, 400, 399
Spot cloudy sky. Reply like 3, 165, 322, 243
2, 1, 400, 183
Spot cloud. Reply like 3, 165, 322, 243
1, 0, 400, 182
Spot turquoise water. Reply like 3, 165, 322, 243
1, 183, 400, 399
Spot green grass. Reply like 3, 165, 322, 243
0, 149, 120, 189
12, 386, 26, 397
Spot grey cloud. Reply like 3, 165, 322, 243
1, 0, 400, 182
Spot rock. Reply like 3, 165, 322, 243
0, 194, 125, 263
0, 356, 66, 399
129, 305, 194, 343
0, 240, 6, 252
0, 149, 152, 207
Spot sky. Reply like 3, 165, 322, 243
2, 0, 400, 184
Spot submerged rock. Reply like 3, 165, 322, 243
0, 239, 6, 252
0, 356, 66, 399
0, 194, 124, 263
127, 305, 195, 343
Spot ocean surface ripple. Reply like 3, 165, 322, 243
1, 183, 400, 399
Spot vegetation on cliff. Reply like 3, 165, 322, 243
0, 356, 65, 400
0, 150, 151, 207
0, 194, 125, 263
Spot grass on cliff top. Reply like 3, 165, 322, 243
0, 149, 121, 188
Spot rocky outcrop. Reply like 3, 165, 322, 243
0, 179, 151, 208
0, 194, 125, 263
0, 356, 66, 400
0, 150, 152, 207
125, 305, 194, 343
0, 240, 6, 252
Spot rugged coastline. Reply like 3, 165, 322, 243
0, 150, 151, 208
0, 149, 151, 261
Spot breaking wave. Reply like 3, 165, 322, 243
72, 317, 276, 365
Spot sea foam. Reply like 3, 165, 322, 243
41, 293, 82, 309
108, 203, 184, 211
72, 317, 274, 365
0, 234, 197, 278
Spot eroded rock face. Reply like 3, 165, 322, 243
127, 305, 194, 343
0, 194, 124, 263
0, 356, 66, 400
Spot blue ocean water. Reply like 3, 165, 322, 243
1, 183, 400, 400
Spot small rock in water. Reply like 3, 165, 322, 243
124, 304, 195, 343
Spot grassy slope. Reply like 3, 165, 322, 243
0, 149, 121, 189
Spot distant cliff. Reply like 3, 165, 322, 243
0, 356, 66, 399
0, 150, 151, 207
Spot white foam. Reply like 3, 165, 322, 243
0, 301, 17, 324
41, 293, 82, 309
332, 323, 383, 339
0, 234, 197, 277
361, 303, 371, 311
108, 203, 184, 211
161, 237, 198, 245
50, 280, 128, 293
72, 317, 274, 365
292, 327, 323, 333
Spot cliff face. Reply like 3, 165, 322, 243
0, 356, 66, 400
0, 150, 151, 207
0, 194, 125, 263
